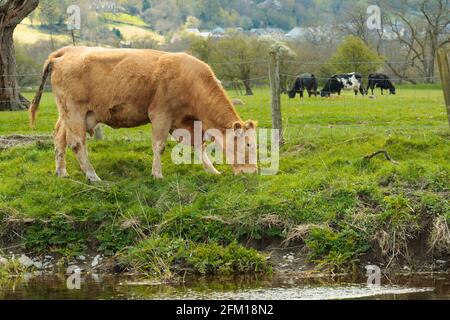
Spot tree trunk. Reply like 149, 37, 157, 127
0, 27, 28, 111
243, 79, 253, 96
428, 56, 436, 83
0, 0, 40, 111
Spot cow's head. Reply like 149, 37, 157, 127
288, 90, 297, 99
389, 86, 396, 95
223, 120, 258, 175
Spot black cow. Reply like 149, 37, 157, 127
288, 73, 319, 98
321, 72, 365, 97
367, 74, 396, 95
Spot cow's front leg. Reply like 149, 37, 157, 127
150, 115, 172, 179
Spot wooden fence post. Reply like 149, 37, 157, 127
269, 47, 284, 145
437, 48, 450, 128
94, 126, 104, 140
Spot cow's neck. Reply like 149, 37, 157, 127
200, 94, 242, 132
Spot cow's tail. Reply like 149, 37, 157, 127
30, 59, 53, 128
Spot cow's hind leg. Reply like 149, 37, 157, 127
54, 118, 68, 178
65, 114, 101, 182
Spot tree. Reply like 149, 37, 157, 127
38, 0, 65, 28
0, 0, 39, 111
190, 33, 269, 96
327, 36, 383, 75
337, 4, 389, 54
142, 0, 151, 11
184, 15, 200, 29
387, 0, 450, 83
142, 0, 182, 33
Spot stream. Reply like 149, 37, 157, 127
0, 272, 448, 300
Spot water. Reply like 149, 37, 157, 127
0, 273, 448, 300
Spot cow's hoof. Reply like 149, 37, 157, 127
87, 172, 102, 183
56, 170, 69, 178
152, 173, 164, 180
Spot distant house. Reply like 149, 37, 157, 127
286, 27, 307, 39
185, 28, 212, 38
185, 28, 201, 35
249, 28, 267, 36
249, 28, 286, 39
199, 31, 212, 38
212, 27, 225, 35
266, 28, 285, 37
210, 27, 226, 38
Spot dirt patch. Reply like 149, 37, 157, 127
0, 134, 52, 150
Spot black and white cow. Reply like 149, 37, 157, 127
288, 73, 319, 98
367, 74, 396, 95
321, 72, 365, 97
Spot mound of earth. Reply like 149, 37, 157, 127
0, 135, 51, 150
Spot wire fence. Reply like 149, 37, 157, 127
0, 58, 446, 143
208, 59, 446, 142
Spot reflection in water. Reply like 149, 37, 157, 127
0, 273, 449, 300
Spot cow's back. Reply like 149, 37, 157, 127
48, 46, 232, 130
50, 47, 167, 128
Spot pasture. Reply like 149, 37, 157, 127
0, 86, 449, 276
13, 17, 164, 46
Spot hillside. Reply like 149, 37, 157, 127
13, 15, 164, 46
20, 0, 379, 38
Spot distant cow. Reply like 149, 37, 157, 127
288, 73, 319, 98
367, 74, 396, 95
321, 72, 365, 97
30, 46, 258, 181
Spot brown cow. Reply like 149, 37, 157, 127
30, 46, 258, 181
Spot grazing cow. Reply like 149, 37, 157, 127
30, 46, 258, 181
288, 73, 319, 98
321, 72, 365, 97
367, 74, 396, 95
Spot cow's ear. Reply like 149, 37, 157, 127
233, 121, 243, 131
244, 120, 257, 130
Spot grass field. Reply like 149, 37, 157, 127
14, 22, 70, 44
0, 86, 449, 277
14, 17, 164, 45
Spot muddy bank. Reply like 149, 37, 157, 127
1, 243, 449, 279
0, 135, 51, 150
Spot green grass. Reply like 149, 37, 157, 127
0, 86, 449, 275
99, 13, 148, 27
